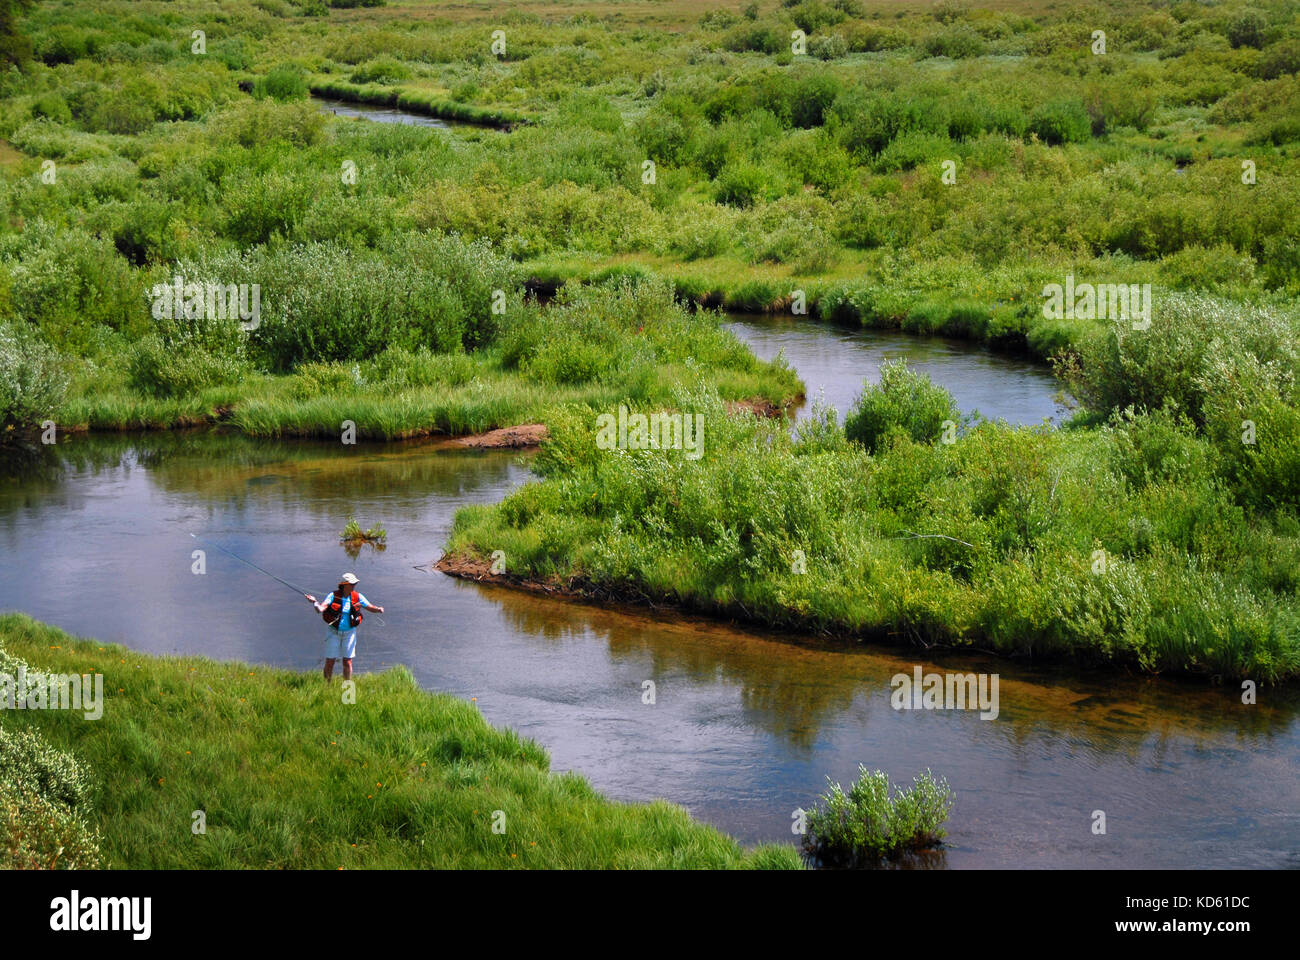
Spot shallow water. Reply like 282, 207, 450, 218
4, 328, 1297, 869
726, 313, 1066, 426
315, 96, 453, 129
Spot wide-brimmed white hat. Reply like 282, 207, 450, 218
341, 572, 359, 584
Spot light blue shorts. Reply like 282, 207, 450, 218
324, 626, 357, 660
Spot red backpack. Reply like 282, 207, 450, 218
322, 589, 363, 629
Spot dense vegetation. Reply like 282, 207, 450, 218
804, 767, 953, 866
2, 0, 1299, 873
2, 0, 1300, 438
0, 614, 798, 868
0, 2, 1297, 662
447, 287, 1300, 680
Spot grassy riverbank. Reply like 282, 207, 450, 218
309, 79, 531, 128
0, 613, 798, 868
50, 276, 801, 440
2, 1, 1299, 680
444, 293, 1300, 682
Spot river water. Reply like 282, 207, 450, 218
315, 96, 453, 129
726, 313, 1065, 426
3, 321, 1297, 869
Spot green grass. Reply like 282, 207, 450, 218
309, 79, 531, 127
804, 767, 954, 867
2, 0, 1299, 681
443, 302, 1300, 682
4, 0, 1299, 437
0, 613, 798, 869
52, 281, 801, 440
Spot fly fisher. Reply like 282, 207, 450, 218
306, 573, 385, 681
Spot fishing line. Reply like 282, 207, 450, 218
190, 532, 390, 627
189, 533, 315, 597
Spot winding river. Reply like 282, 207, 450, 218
4, 319, 1297, 869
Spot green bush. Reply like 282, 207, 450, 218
811, 33, 848, 60
1028, 98, 1091, 145
0, 723, 95, 810
845, 360, 959, 453
715, 161, 769, 208
1257, 39, 1300, 79
803, 767, 953, 866
365, 346, 476, 389
874, 131, 952, 172
0, 325, 69, 437
1065, 295, 1298, 428
0, 722, 102, 870
127, 337, 247, 399
833, 88, 950, 157
841, 21, 909, 52
722, 22, 784, 54
1226, 10, 1267, 50
1104, 406, 1215, 490
1198, 346, 1300, 509
289, 361, 361, 399
923, 24, 987, 59
788, 1, 847, 34
202, 235, 520, 371
30, 92, 71, 123
348, 56, 412, 85
1, 776, 103, 869
253, 66, 309, 102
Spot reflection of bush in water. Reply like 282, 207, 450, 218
485, 589, 864, 751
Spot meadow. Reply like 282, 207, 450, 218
2, 0, 1299, 440
0, 0, 1296, 858
444, 297, 1300, 682
0, 613, 799, 868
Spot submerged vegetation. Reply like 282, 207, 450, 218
0, 614, 798, 869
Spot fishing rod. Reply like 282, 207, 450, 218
189, 533, 388, 626
190, 533, 314, 598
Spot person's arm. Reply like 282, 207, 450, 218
308, 593, 329, 612
359, 593, 384, 613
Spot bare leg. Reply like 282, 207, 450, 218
342, 658, 353, 681
324, 658, 335, 681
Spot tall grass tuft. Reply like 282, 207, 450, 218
803, 767, 953, 867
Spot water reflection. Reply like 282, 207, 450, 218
314, 96, 453, 129
4, 426, 1298, 867
727, 314, 1067, 427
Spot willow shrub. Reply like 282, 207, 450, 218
844, 360, 960, 454
1063, 294, 1299, 428
804, 768, 953, 867
126, 336, 247, 399
175, 234, 523, 371
0, 648, 102, 869
0, 323, 69, 435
